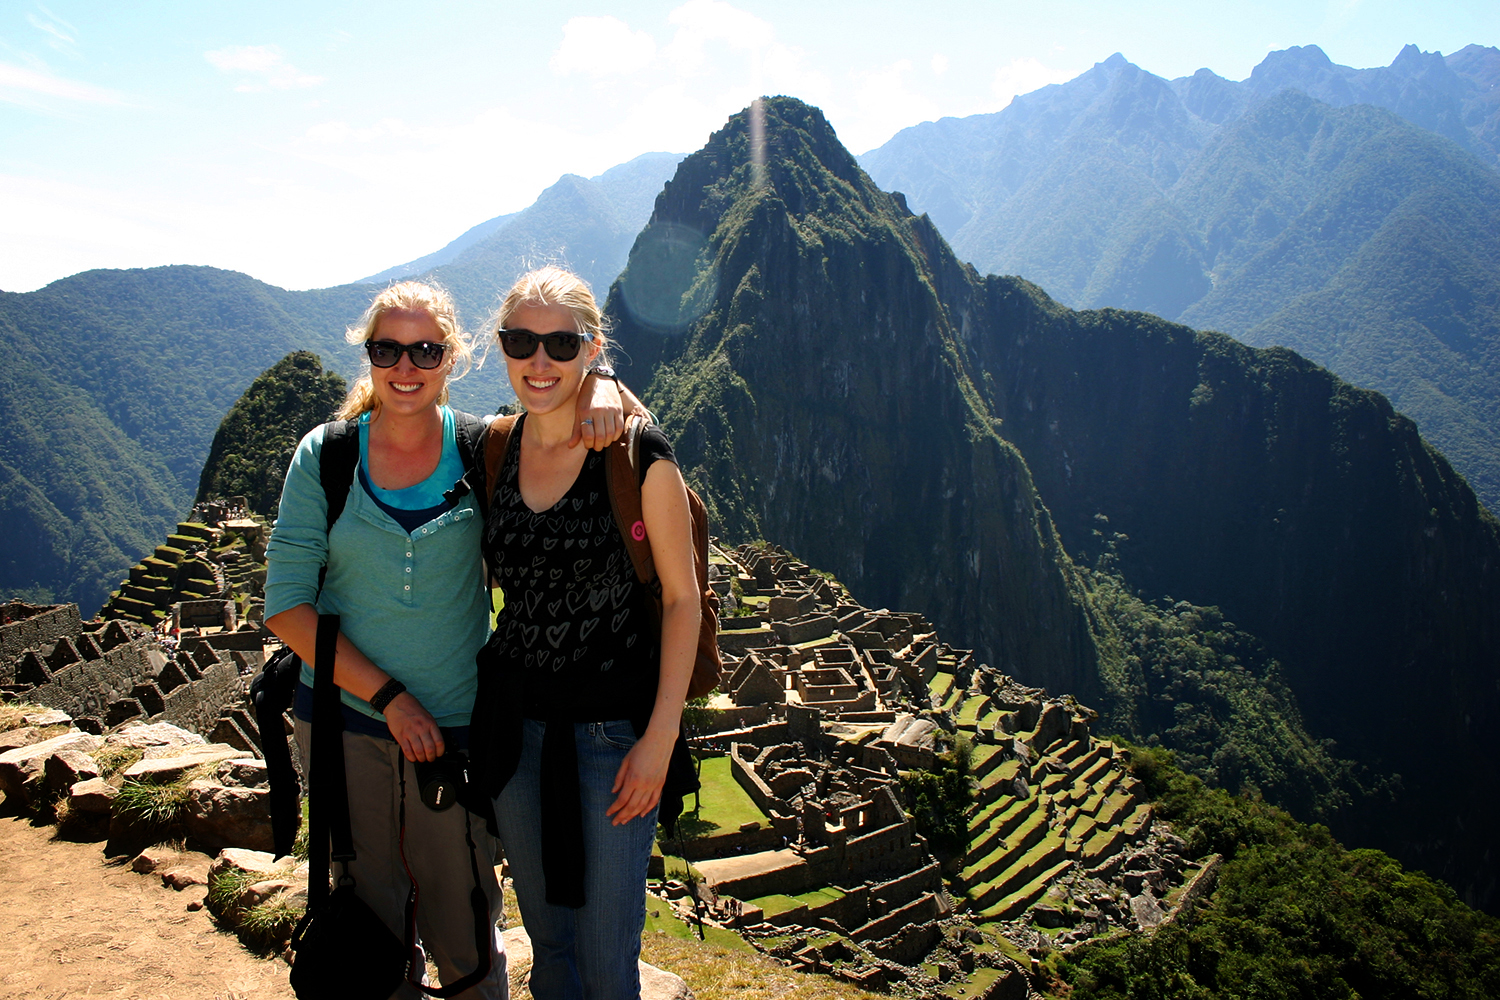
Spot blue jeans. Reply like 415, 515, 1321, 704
494, 719, 659, 1000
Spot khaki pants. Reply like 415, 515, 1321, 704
295, 718, 507, 1000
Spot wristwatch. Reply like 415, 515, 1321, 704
590, 364, 618, 382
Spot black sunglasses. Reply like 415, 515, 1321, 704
365, 339, 448, 369
497, 328, 594, 362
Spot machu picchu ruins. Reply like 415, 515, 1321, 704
1, 505, 1220, 998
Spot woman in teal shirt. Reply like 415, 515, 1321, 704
265, 280, 624, 998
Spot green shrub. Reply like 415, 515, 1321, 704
114, 777, 190, 827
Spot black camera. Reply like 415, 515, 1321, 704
412, 752, 469, 811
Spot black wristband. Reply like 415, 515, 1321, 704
368, 677, 407, 715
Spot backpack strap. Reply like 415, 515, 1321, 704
318, 420, 360, 534
259, 420, 357, 859
606, 417, 659, 594
480, 414, 522, 516
445, 410, 492, 516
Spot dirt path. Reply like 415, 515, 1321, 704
0, 815, 292, 1000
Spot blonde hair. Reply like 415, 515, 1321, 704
495, 266, 610, 368
336, 281, 475, 420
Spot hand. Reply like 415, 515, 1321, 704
569, 372, 625, 451
382, 692, 446, 762
606, 728, 675, 825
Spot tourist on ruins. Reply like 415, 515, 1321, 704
263, 279, 627, 999
467, 266, 699, 1000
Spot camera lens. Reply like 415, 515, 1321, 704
414, 754, 467, 811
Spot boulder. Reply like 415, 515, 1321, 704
0, 727, 46, 754
131, 845, 183, 873
161, 866, 208, 890
639, 962, 694, 1000
44, 748, 99, 793
184, 780, 273, 852
22, 709, 71, 727
241, 878, 296, 908
104, 722, 206, 754
0, 731, 102, 806
122, 744, 244, 783
1130, 891, 1166, 930
210, 848, 290, 881
68, 777, 118, 813
217, 758, 268, 788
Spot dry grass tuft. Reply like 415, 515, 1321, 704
640, 933, 883, 1000
0, 702, 49, 733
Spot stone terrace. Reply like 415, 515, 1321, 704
671, 542, 1206, 995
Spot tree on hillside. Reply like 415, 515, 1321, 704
194, 351, 347, 518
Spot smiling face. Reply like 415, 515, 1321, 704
368, 309, 451, 420
502, 301, 600, 417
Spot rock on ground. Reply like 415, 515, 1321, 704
502, 925, 693, 999
184, 780, 273, 852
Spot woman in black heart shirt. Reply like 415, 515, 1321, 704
468, 266, 699, 1000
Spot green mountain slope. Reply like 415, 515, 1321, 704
612, 96, 1500, 911
861, 47, 1500, 514
0, 267, 370, 613
194, 351, 348, 517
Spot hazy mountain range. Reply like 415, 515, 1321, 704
860, 44, 1500, 511
360, 151, 684, 324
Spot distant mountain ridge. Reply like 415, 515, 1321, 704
359, 151, 684, 326
860, 45, 1500, 513
615, 96, 1500, 911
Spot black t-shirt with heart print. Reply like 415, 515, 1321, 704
478, 415, 675, 722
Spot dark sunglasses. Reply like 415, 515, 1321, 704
497, 328, 594, 362
365, 339, 448, 369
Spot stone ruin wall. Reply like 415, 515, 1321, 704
1, 600, 264, 755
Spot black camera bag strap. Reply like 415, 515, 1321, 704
308, 612, 493, 994
395, 760, 494, 995
306, 612, 355, 908
289, 613, 407, 998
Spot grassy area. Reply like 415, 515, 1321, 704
749, 893, 804, 917
927, 672, 954, 704
674, 755, 768, 838
956, 695, 986, 727
0, 702, 50, 732
795, 886, 846, 907
639, 933, 883, 1000
945, 966, 1007, 998
643, 896, 750, 951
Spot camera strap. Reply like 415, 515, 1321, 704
395, 756, 494, 996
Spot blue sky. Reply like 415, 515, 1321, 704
1, 0, 1494, 293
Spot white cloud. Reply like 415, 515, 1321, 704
27, 13, 74, 46
991, 57, 1072, 104
0, 61, 125, 106
665, 0, 775, 75
841, 58, 942, 150
550, 16, 657, 77
931, 53, 949, 76
205, 45, 323, 92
